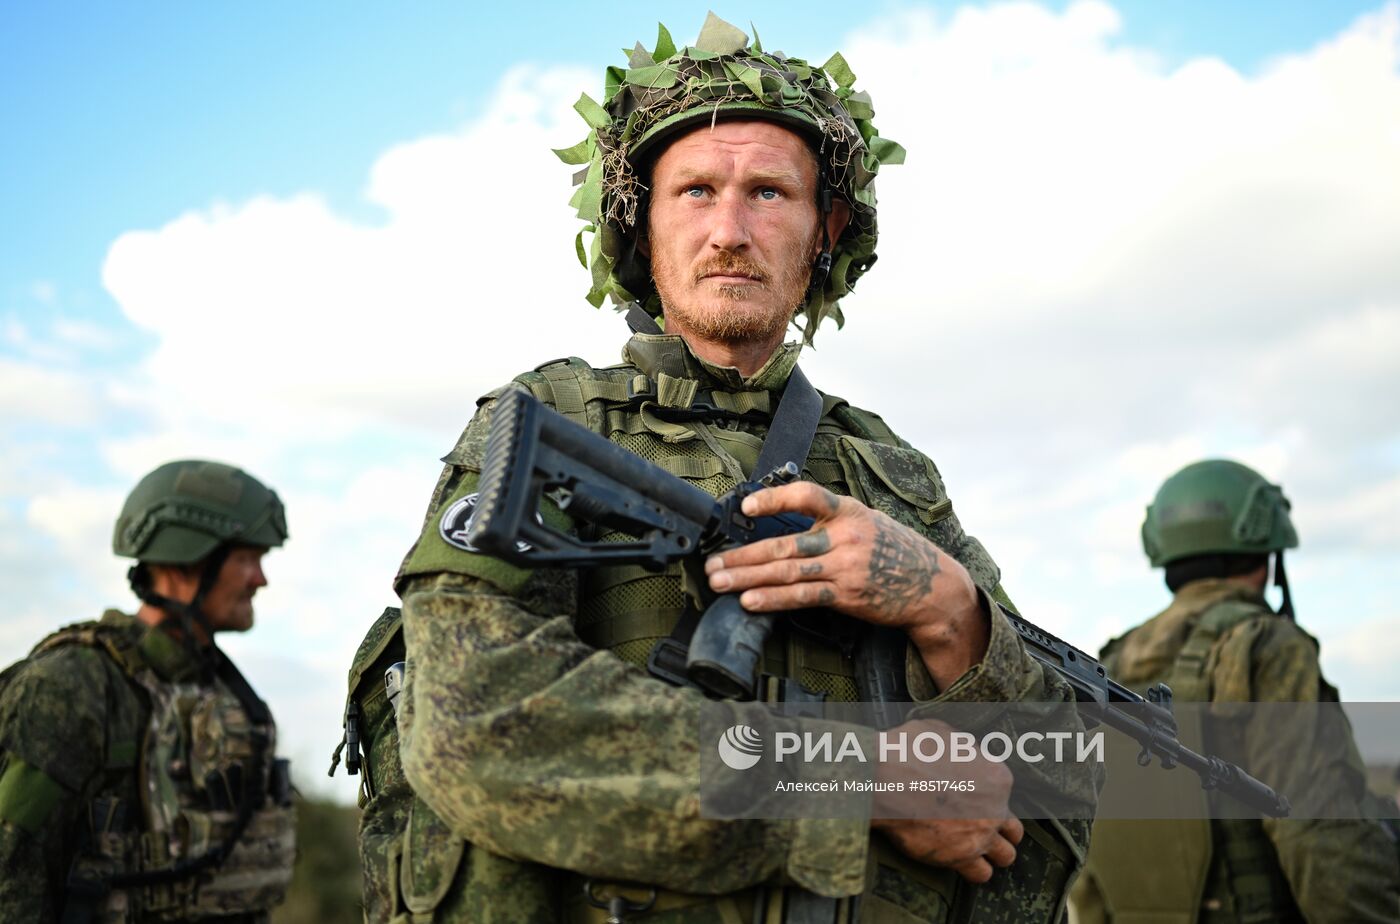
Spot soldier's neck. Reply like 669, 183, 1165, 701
136, 602, 214, 644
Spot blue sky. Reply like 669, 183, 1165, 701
3, 2, 1398, 797
1, 0, 1383, 328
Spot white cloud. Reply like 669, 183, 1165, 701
0, 358, 103, 425
101, 65, 617, 445
30, 281, 57, 304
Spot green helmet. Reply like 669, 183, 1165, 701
557, 12, 905, 341
113, 460, 288, 565
1141, 459, 1298, 568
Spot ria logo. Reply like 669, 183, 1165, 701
717, 725, 764, 770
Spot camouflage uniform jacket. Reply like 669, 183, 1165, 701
1072, 579, 1400, 923
394, 333, 1097, 920
0, 610, 284, 924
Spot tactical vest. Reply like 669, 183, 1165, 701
347, 355, 1084, 923
33, 614, 295, 923
340, 607, 560, 924
1082, 595, 1302, 924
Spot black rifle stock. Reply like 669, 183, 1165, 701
467, 388, 1290, 818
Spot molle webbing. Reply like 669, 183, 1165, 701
1205, 820, 1305, 924
1169, 605, 1299, 923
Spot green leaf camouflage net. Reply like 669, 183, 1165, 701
558, 12, 905, 343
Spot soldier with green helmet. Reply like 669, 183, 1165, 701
0, 460, 297, 922
1069, 459, 1400, 922
341, 14, 1098, 922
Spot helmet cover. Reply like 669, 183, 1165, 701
556, 12, 905, 342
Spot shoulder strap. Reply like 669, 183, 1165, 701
31, 620, 148, 685
831, 402, 901, 446
753, 364, 823, 479
1168, 601, 1266, 702
527, 357, 635, 432
626, 303, 661, 335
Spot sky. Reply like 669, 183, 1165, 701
3, 1, 1398, 801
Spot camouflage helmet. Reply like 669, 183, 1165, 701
557, 12, 905, 341
1141, 459, 1298, 568
113, 460, 288, 565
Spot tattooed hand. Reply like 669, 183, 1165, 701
704, 481, 989, 689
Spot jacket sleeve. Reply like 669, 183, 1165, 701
1216, 618, 1400, 923
395, 397, 869, 897
0, 647, 114, 923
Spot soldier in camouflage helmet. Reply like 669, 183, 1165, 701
0, 460, 297, 923
1070, 459, 1400, 922
349, 14, 1097, 922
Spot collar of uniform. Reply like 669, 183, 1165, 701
622, 333, 802, 393
136, 617, 209, 683
1171, 577, 1267, 611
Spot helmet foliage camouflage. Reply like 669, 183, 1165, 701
1141, 459, 1298, 568
556, 12, 905, 342
113, 460, 288, 565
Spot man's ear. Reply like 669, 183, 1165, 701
816, 198, 852, 257
636, 228, 650, 259
147, 563, 202, 604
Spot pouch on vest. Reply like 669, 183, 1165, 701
1081, 602, 1268, 923
343, 607, 559, 923
133, 671, 296, 919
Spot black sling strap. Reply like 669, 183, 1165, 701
626, 303, 661, 335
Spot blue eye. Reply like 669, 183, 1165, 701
685, 186, 706, 198
757, 188, 781, 201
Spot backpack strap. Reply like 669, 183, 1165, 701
1167, 601, 1264, 702
831, 402, 900, 446
524, 357, 637, 430
31, 616, 149, 686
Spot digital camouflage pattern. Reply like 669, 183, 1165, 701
0, 611, 293, 923
390, 332, 1096, 922
558, 13, 904, 340
344, 607, 559, 923
1071, 580, 1400, 923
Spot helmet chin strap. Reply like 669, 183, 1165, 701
808, 185, 835, 298
128, 546, 231, 668
1273, 550, 1295, 620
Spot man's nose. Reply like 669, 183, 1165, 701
707, 193, 751, 252
250, 562, 268, 589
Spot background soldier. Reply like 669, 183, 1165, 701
358, 14, 1095, 922
1070, 459, 1400, 922
0, 460, 297, 923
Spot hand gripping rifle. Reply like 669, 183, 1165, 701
466, 388, 1290, 818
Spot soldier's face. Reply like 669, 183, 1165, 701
201, 545, 268, 633
646, 120, 825, 348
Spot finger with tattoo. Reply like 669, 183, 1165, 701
794, 529, 832, 557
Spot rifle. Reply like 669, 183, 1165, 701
466, 388, 1290, 818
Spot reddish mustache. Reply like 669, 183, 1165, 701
694, 254, 768, 284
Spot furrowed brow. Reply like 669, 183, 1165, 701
747, 168, 807, 187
